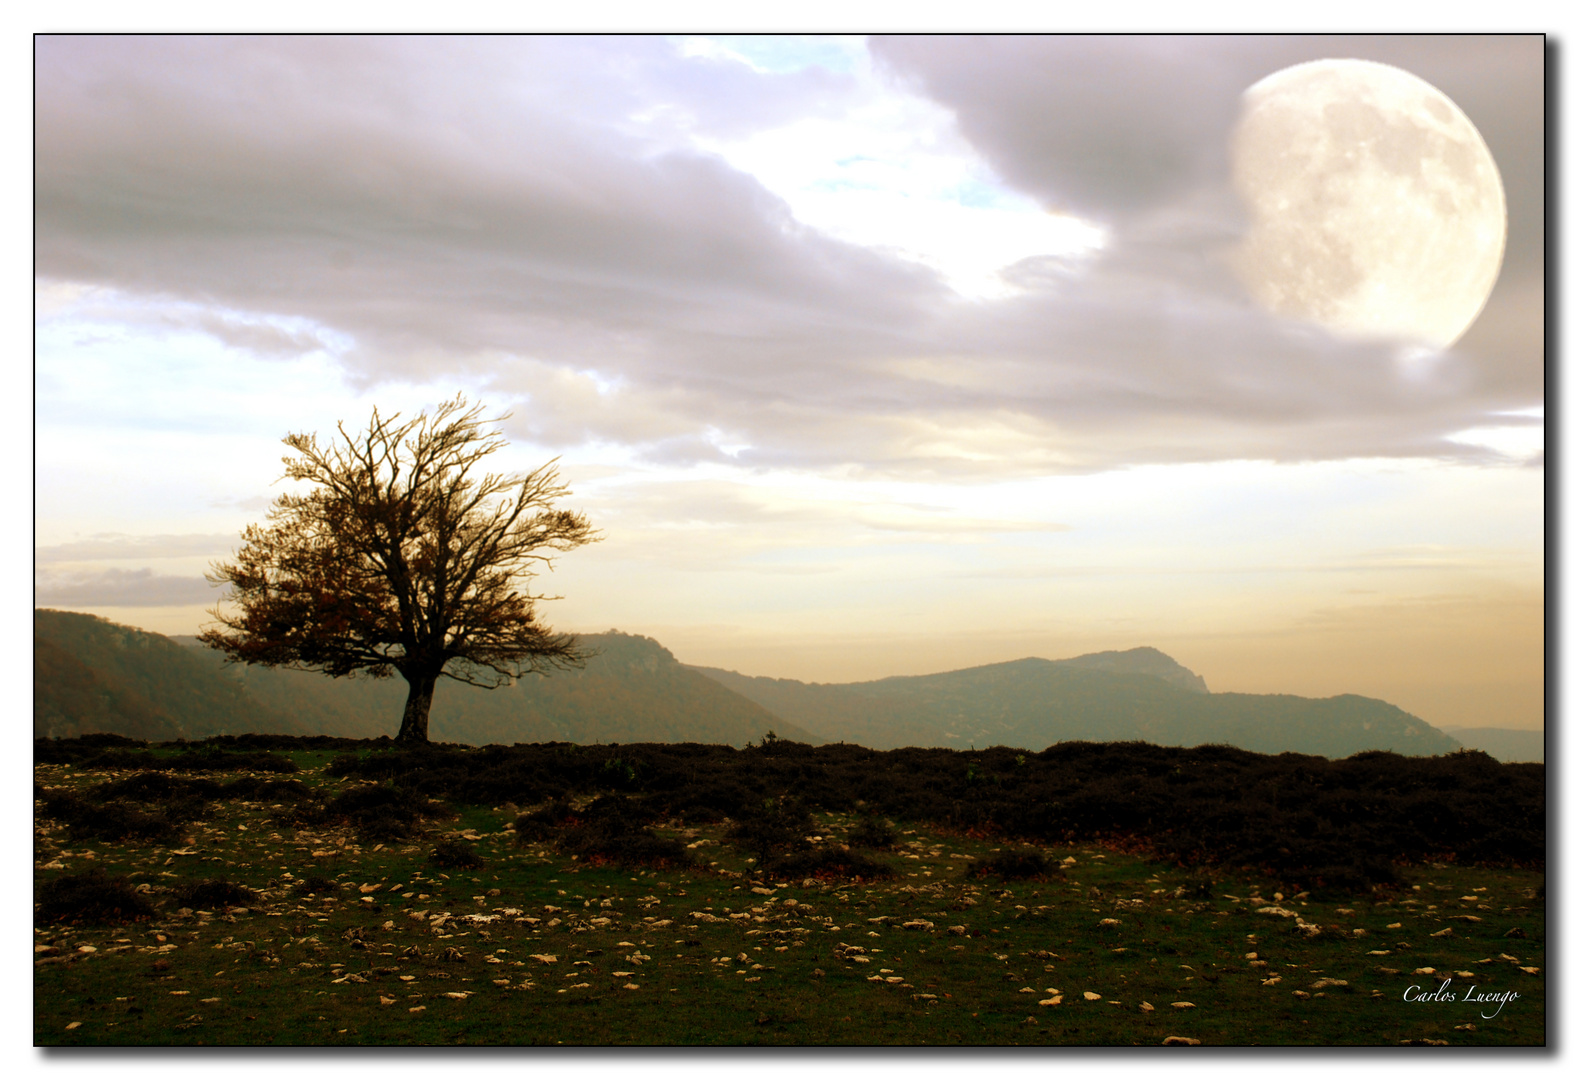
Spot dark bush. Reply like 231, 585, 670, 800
168, 748, 298, 774
322, 783, 453, 840
429, 838, 485, 870
38, 789, 183, 844
36, 868, 156, 926
554, 797, 691, 870
41, 733, 1539, 888
967, 849, 1058, 882
773, 846, 895, 882
848, 816, 898, 850
173, 878, 258, 909
221, 776, 314, 802
727, 796, 816, 865
90, 772, 223, 804
513, 799, 580, 843
35, 733, 148, 764
292, 875, 339, 896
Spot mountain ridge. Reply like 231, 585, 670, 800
688, 647, 1460, 758
34, 610, 808, 748
38, 609, 1463, 758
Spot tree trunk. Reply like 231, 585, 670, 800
396, 670, 439, 743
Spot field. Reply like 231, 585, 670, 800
34, 737, 1545, 1046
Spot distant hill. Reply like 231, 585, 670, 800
33, 609, 309, 741
1437, 726, 1544, 763
36, 611, 1464, 758
690, 647, 1462, 758
35, 610, 810, 748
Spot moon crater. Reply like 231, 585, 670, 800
1230, 59, 1506, 348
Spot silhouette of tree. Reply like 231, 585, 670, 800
200, 396, 598, 742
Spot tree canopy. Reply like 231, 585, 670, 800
200, 396, 598, 741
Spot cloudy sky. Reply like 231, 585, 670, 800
33, 34, 1545, 732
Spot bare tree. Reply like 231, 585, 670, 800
200, 396, 599, 742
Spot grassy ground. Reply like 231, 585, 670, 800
34, 749, 1545, 1046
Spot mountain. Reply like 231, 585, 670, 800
1059, 646, 1210, 693
37, 610, 1463, 758
690, 647, 1463, 758
1437, 726, 1544, 763
182, 629, 819, 747
35, 609, 809, 748
33, 609, 309, 740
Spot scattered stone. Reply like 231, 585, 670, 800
1161, 1036, 1200, 1046
1083, 991, 1101, 1001
65, 1022, 81, 1031
1139, 1002, 1155, 1012
1430, 927, 1454, 938
1037, 996, 1063, 1006
1171, 1001, 1195, 1009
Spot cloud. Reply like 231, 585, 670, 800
36, 568, 223, 607
35, 35, 1543, 478
35, 533, 241, 563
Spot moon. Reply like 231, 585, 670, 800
1229, 59, 1506, 348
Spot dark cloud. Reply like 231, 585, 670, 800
869, 35, 1543, 268
35, 35, 1543, 477
35, 569, 222, 607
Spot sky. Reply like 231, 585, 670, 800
32, 33, 1545, 733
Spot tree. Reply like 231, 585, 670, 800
200, 396, 599, 743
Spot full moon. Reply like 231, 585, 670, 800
1229, 59, 1506, 348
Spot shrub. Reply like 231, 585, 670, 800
429, 838, 485, 870
323, 783, 453, 841
726, 796, 816, 864
38, 789, 182, 845
36, 868, 156, 926
513, 799, 580, 843
773, 846, 895, 882
554, 797, 691, 870
967, 849, 1058, 882
168, 748, 299, 774
173, 878, 259, 909
292, 875, 339, 896
848, 816, 898, 850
